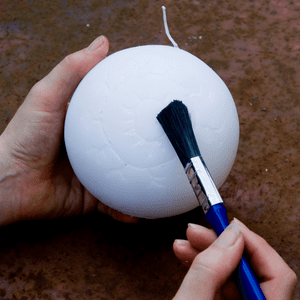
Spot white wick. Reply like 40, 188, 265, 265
162, 6, 179, 48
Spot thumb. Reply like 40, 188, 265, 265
174, 223, 244, 300
24, 35, 109, 114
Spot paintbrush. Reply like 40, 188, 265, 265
157, 100, 266, 300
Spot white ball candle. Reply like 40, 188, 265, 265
64, 44, 239, 219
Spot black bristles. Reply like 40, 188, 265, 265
157, 100, 201, 167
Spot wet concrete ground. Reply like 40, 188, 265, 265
0, 0, 299, 299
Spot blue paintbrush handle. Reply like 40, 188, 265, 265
205, 204, 266, 300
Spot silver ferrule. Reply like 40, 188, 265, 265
185, 156, 223, 214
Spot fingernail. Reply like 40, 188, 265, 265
233, 217, 243, 225
213, 223, 240, 248
188, 223, 197, 229
174, 239, 189, 247
233, 217, 247, 229
188, 223, 210, 231
87, 35, 105, 51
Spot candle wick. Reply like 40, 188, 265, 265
162, 6, 179, 48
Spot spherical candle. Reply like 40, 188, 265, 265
64, 45, 239, 218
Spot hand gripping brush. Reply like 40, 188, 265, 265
157, 100, 266, 300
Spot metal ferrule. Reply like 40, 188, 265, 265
185, 156, 223, 214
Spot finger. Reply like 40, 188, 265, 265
175, 224, 242, 298
173, 224, 217, 267
174, 223, 244, 300
97, 201, 140, 224
24, 35, 109, 115
233, 218, 297, 299
173, 240, 242, 298
186, 223, 217, 251
173, 239, 199, 267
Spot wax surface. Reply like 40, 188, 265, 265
64, 45, 239, 219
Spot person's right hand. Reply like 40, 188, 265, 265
173, 218, 297, 300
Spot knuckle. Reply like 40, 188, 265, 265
62, 52, 76, 67
28, 79, 48, 99
192, 250, 220, 275
287, 269, 298, 285
254, 233, 269, 247
278, 266, 298, 289
59, 51, 85, 81
61, 51, 83, 71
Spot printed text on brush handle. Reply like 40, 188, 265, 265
185, 156, 223, 213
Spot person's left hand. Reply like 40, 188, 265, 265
0, 35, 139, 226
